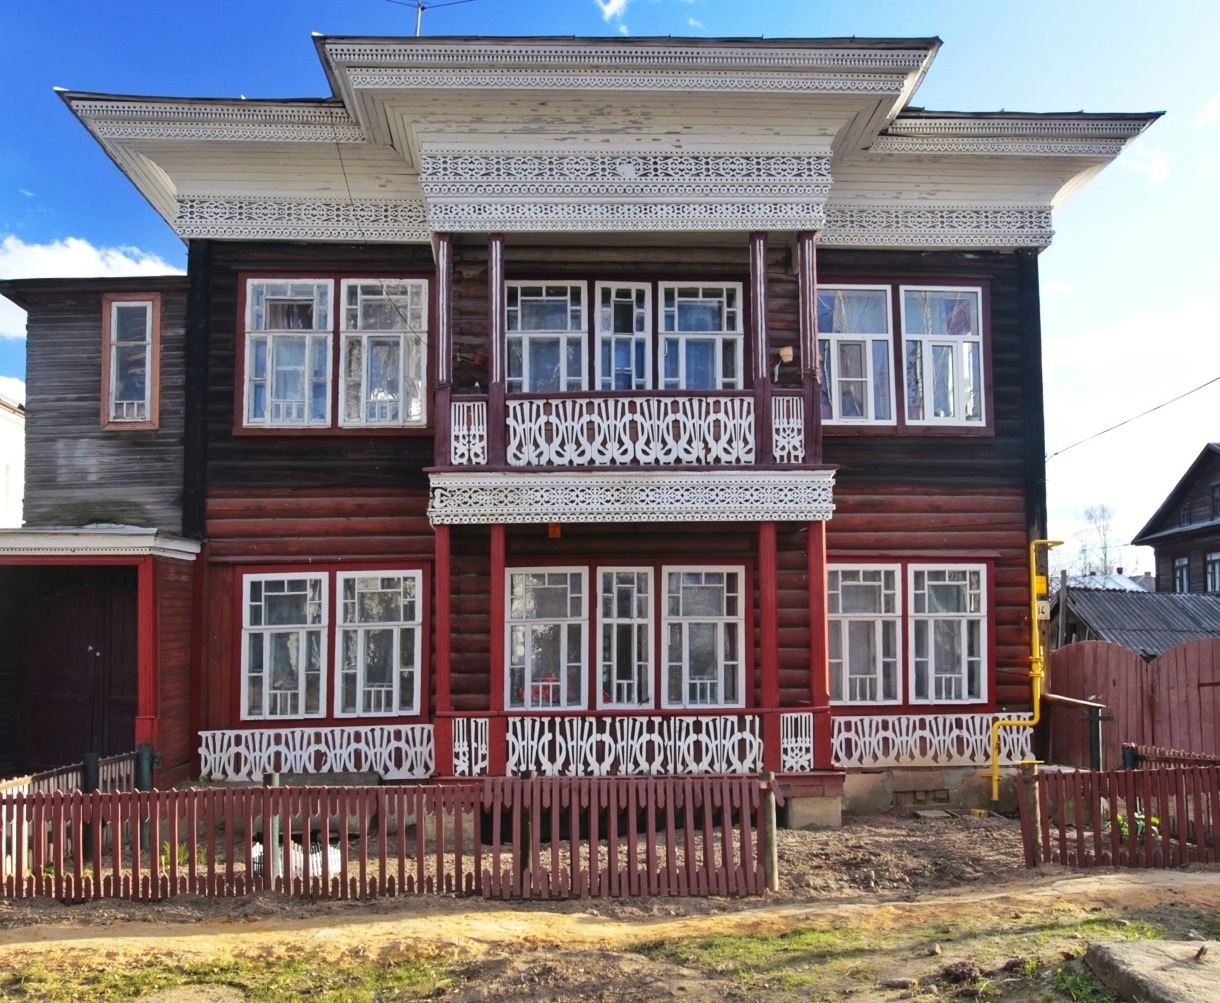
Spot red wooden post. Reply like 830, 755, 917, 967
434, 523, 454, 777
759, 521, 781, 772
487, 233, 507, 467
135, 554, 159, 751
806, 519, 832, 768
796, 230, 821, 464
489, 523, 508, 775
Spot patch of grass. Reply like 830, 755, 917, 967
638, 924, 864, 975
0, 954, 450, 1002
1051, 965, 1121, 1003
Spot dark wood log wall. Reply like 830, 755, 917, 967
21, 278, 188, 531
155, 556, 195, 786
0, 567, 22, 775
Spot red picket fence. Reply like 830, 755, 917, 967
1017, 766, 1220, 869
0, 776, 771, 902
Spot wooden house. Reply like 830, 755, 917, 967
1132, 443, 1220, 594
1, 35, 1157, 816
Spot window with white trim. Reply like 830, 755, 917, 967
663, 568, 743, 708
337, 572, 422, 716
242, 574, 327, 719
102, 293, 160, 428
1173, 556, 1190, 593
817, 286, 895, 424
909, 565, 986, 703
828, 566, 900, 704
1206, 552, 1220, 593
660, 284, 743, 390
599, 568, 653, 708
595, 283, 652, 390
506, 283, 586, 393
245, 280, 333, 427
901, 287, 984, 425
507, 570, 587, 710
339, 280, 428, 427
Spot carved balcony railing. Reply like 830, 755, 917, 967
831, 713, 1034, 769
450, 399, 488, 466
772, 393, 805, 464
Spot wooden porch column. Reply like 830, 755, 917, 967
759, 521, 781, 772
796, 231, 822, 464
488, 523, 508, 774
433, 233, 453, 467
487, 233, 507, 467
433, 522, 454, 776
749, 232, 773, 465
807, 519, 833, 768
135, 555, 159, 750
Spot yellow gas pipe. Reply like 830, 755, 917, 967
989, 538, 1063, 802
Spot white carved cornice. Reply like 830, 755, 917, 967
0, 527, 201, 561
820, 203, 1054, 248
427, 469, 836, 525
426, 200, 826, 233
175, 195, 430, 241
70, 100, 365, 143
886, 115, 1150, 139
870, 135, 1130, 157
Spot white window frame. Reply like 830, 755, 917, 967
597, 567, 654, 709
506, 568, 589, 711
335, 571, 424, 718
505, 282, 587, 394
1206, 552, 1220, 594
827, 565, 902, 705
102, 294, 160, 428
338, 279, 429, 428
817, 285, 896, 425
594, 282, 653, 391
908, 564, 987, 705
900, 285, 985, 427
659, 283, 744, 391
661, 565, 745, 709
1173, 556, 1190, 593
241, 573, 328, 721
244, 279, 333, 428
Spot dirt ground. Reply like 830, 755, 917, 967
2, 812, 1218, 1001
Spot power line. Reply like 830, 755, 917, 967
1046, 373, 1220, 461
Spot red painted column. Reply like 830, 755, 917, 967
796, 230, 822, 464
749, 232, 773, 465
759, 521, 781, 772
135, 555, 159, 750
433, 523, 454, 776
487, 233, 507, 467
807, 519, 833, 768
488, 523, 508, 775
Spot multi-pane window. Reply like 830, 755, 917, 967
663, 568, 743, 708
660, 284, 743, 390
1206, 552, 1220, 593
507, 570, 587, 710
901, 287, 984, 425
245, 280, 332, 427
596, 283, 651, 390
1212, 486, 1220, 520
506, 283, 586, 393
1173, 556, 1190, 593
599, 569, 653, 707
337, 572, 422, 717
828, 567, 900, 704
242, 575, 327, 719
817, 287, 894, 423
1180, 504, 1193, 527
101, 293, 160, 428
910, 566, 986, 703
340, 280, 428, 427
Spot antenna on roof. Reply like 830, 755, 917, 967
385, 0, 478, 37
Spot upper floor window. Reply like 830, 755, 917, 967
340, 281, 428, 427
817, 286, 895, 424
660, 284, 743, 390
101, 293, 160, 429
1173, 556, 1190, 593
506, 283, 585, 393
1180, 504, 1193, 527
245, 280, 332, 427
1206, 552, 1220, 594
901, 287, 984, 426
909, 565, 986, 703
596, 283, 651, 391
1212, 485, 1220, 520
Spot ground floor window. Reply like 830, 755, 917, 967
507, 570, 587, 710
828, 566, 900, 704
664, 568, 742, 708
910, 566, 986, 703
337, 572, 423, 717
243, 575, 327, 719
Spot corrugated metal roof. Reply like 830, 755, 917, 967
1064, 590, 1220, 659
1066, 574, 1147, 591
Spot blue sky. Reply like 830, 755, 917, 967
1, 0, 1217, 569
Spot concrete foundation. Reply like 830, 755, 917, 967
843, 766, 1020, 815
786, 794, 843, 829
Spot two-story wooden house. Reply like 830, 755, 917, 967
1133, 443, 1220, 594
2, 35, 1156, 817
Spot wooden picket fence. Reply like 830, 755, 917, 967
1017, 766, 1220, 869
0, 776, 771, 901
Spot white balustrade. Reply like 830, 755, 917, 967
772, 395, 806, 464
780, 711, 815, 773
507, 714, 763, 776
198, 725, 435, 782
831, 714, 1034, 769
506, 395, 755, 467
450, 400, 488, 465
452, 717, 490, 777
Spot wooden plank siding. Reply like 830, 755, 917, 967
19, 277, 188, 532
0, 568, 23, 776
155, 557, 196, 786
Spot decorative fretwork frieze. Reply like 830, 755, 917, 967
886, 115, 1150, 139
426, 200, 826, 233
871, 135, 1130, 157
71, 100, 365, 143
198, 725, 435, 782
820, 204, 1054, 248
175, 196, 430, 241
772, 396, 807, 464
452, 718, 490, 777
506, 396, 756, 467
781, 712, 816, 774
427, 469, 836, 525
506, 714, 764, 776
831, 714, 1033, 769
450, 400, 488, 466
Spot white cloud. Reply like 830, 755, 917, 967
0, 234, 181, 340
687, 17, 703, 28
1120, 145, 1171, 184
0, 377, 25, 406
1197, 93, 1220, 125
619, 24, 629, 35
1043, 279, 1073, 297
595, 0, 630, 21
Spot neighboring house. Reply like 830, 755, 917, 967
1132, 443, 1220, 594
0, 34, 1156, 815
1049, 586, 1220, 658
0, 394, 23, 528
